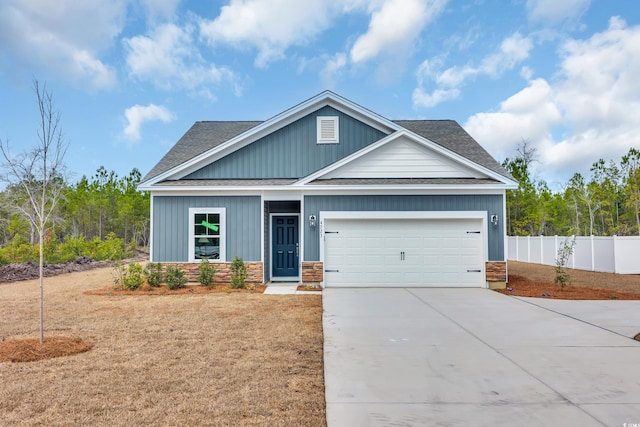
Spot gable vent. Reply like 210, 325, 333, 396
317, 116, 339, 144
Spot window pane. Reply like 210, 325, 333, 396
195, 214, 207, 235
194, 237, 220, 260
205, 213, 220, 236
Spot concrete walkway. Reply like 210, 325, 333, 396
323, 288, 640, 426
263, 282, 322, 295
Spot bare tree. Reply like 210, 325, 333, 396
516, 138, 538, 167
0, 80, 68, 343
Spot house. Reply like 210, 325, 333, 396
138, 91, 518, 288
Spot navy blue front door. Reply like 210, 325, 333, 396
272, 216, 299, 277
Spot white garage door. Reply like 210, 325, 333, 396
323, 218, 485, 287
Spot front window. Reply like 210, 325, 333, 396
189, 208, 226, 261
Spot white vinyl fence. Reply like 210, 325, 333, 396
507, 235, 640, 274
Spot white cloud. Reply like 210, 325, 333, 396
200, 0, 446, 76
199, 0, 341, 68
350, 0, 448, 64
464, 78, 561, 160
138, 0, 181, 22
464, 18, 640, 183
123, 104, 175, 142
413, 32, 533, 108
320, 53, 348, 88
123, 23, 237, 97
0, 0, 123, 89
526, 0, 590, 26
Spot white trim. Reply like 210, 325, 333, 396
319, 211, 488, 288
260, 195, 265, 282
139, 91, 398, 187
502, 189, 508, 263
300, 197, 306, 263
149, 194, 154, 262
317, 116, 339, 144
188, 207, 226, 262
269, 213, 301, 280
261, 191, 303, 201
146, 184, 514, 196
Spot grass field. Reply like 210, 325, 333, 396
0, 267, 326, 426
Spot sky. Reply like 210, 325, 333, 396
0, 0, 639, 190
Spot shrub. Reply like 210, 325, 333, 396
104, 232, 128, 260
230, 256, 248, 289
112, 262, 144, 290
165, 265, 187, 290
554, 236, 576, 291
198, 258, 217, 289
144, 262, 163, 287
123, 263, 144, 290
59, 235, 90, 259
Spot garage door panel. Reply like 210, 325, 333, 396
324, 217, 485, 288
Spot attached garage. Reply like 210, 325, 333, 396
321, 213, 487, 288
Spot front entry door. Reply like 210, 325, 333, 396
272, 216, 299, 277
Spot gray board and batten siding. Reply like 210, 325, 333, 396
184, 106, 386, 180
152, 196, 261, 262
303, 194, 505, 262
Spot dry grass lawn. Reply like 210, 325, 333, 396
0, 267, 325, 426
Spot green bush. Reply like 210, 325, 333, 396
0, 248, 8, 265
144, 262, 163, 287
165, 265, 187, 290
230, 256, 248, 289
198, 258, 217, 289
57, 235, 90, 261
123, 263, 144, 290
14, 242, 38, 264
112, 262, 144, 290
0, 233, 134, 266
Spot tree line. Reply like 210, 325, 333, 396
503, 142, 640, 237
0, 166, 149, 256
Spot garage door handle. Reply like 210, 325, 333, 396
325, 269, 339, 273
467, 269, 481, 272
466, 231, 481, 234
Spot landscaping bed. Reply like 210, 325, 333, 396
500, 261, 640, 300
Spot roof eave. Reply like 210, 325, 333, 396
142, 182, 517, 193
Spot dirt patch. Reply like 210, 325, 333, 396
0, 336, 94, 363
499, 261, 640, 300
0, 265, 325, 426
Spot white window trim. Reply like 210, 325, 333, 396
317, 116, 339, 144
188, 207, 226, 262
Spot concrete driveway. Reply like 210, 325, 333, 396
323, 288, 640, 426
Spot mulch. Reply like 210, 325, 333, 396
0, 336, 94, 363
496, 274, 640, 300
84, 283, 267, 296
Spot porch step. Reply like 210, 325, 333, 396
264, 282, 299, 295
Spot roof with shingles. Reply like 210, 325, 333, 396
150, 178, 502, 187
142, 121, 262, 182
154, 179, 297, 186
141, 118, 513, 185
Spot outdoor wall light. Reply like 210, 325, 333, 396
309, 214, 317, 228
491, 214, 499, 226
